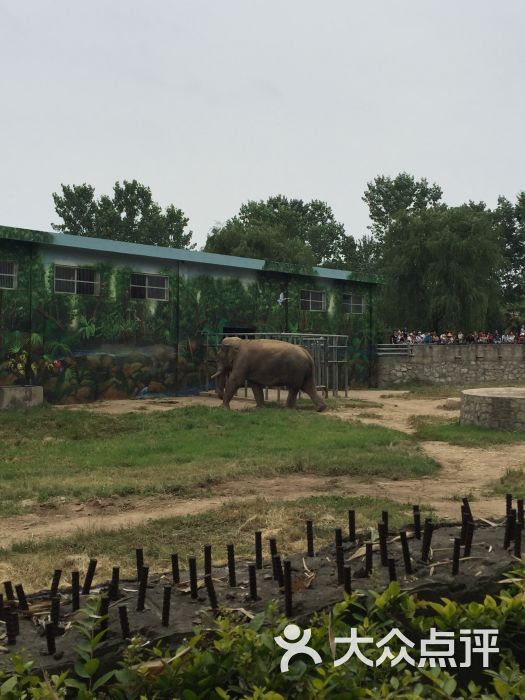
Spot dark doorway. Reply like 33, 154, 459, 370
223, 325, 257, 339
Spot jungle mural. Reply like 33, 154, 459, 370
0, 239, 375, 402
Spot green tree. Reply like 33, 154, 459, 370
363, 172, 443, 242
52, 180, 194, 249
382, 205, 502, 332
493, 193, 525, 308
204, 195, 352, 267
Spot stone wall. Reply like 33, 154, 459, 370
376, 344, 525, 388
460, 388, 525, 431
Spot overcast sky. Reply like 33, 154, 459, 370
1, 1, 524, 248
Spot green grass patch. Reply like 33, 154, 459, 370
410, 415, 525, 446
1, 495, 430, 590
0, 405, 438, 515
490, 468, 525, 500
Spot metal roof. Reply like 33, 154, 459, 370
0, 224, 380, 284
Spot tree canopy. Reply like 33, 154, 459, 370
492, 193, 525, 308
204, 195, 354, 267
52, 180, 194, 249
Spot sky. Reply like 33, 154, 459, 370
1, 1, 524, 248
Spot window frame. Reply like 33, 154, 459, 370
0, 260, 18, 290
129, 272, 169, 302
54, 264, 100, 296
300, 289, 327, 312
342, 292, 365, 315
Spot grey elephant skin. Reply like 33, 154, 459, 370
212, 337, 327, 412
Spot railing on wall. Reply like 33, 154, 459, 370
376, 343, 412, 357
204, 332, 350, 397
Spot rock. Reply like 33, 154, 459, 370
440, 398, 461, 410
148, 381, 166, 394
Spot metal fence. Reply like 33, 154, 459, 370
203, 332, 350, 397
376, 343, 412, 357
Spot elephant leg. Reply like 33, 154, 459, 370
222, 372, 243, 409
286, 388, 299, 409
251, 383, 265, 407
302, 377, 327, 412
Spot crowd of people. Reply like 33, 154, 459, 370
390, 328, 525, 345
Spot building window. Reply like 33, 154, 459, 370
130, 273, 169, 301
343, 293, 365, 314
54, 265, 100, 295
300, 289, 326, 311
0, 261, 17, 290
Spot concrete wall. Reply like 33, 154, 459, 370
0, 385, 43, 409
376, 344, 525, 387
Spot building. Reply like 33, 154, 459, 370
0, 225, 379, 402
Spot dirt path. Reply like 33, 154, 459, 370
2, 391, 519, 547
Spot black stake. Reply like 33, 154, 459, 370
45, 622, 56, 655
381, 510, 389, 534
5, 611, 17, 645
136, 565, 149, 611
514, 523, 523, 559
506, 493, 513, 515
204, 544, 212, 577
135, 548, 144, 581
188, 557, 198, 599
71, 570, 80, 611
109, 566, 120, 601
348, 510, 356, 543
204, 574, 218, 610
462, 497, 473, 521
248, 564, 258, 600
15, 584, 28, 611
413, 506, 421, 540
504, 511, 516, 549
3, 581, 15, 601
50, 596, 60, 630
365, 542, 373, 575
387, 558, 397, 582
273, 554, 284, 587
227, 544, 236, 587
171, 554, 180, 584
306, 520, 314, 557
82, 558, 97, 595
452, 537, 461, 575
460, 508, 469, 545
283, 559, 293, 617
378, 522, 388, 566
50, 569, 62, 597
518, 499, 524, 526
343, 565, 352, 595
336, 546, 345, 584
421, 521, 434, 563
255, 531, 263, 569
162, 586, 171, 626
334, 528, 343, 549
399, 530, 412, 575
269, 538, 277, 559
464, 522, 475, 558
118, 605, 131, 639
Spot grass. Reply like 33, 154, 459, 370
0, 495, 432, 591
0, 404, 438, 515
410, 415, 525, 446
490, 468, 525, 500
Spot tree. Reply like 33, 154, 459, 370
363, 173, 443, 242
52, 180, 194, 249
492, 193, 525, 308
381, 205, 502, 332
204, 195, 353, 267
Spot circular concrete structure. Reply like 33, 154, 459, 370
460, 387, 525, 431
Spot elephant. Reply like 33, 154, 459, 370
212, 337, 327, 412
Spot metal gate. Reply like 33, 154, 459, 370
203, 332, 350, 397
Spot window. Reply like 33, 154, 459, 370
343, 293, 365, 314
130, 273, 169, 301
300, 289, 326, 311
0, 261, 17, 290
54, 265, 100, 295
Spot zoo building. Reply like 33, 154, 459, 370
0, 225, 379, 403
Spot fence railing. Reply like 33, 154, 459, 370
204, 332, 350, 397
376, 343, 412, 357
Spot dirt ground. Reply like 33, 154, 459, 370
1, 390, 519, 548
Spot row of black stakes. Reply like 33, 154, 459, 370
504, 494, 524, 558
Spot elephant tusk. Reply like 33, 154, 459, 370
211, 371, 222, 379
